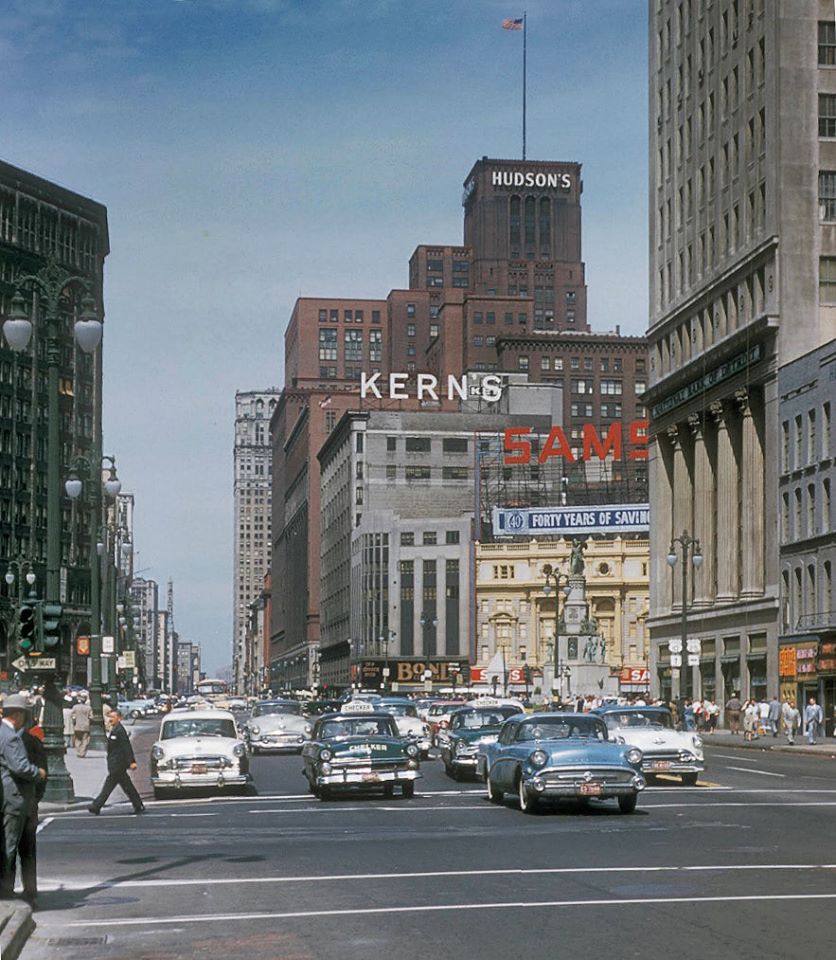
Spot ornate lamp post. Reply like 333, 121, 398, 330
666, 531, 703, 703
3, 257, 103, 804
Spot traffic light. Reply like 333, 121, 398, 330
42, 603, 63, 650
18, 601, 39, 654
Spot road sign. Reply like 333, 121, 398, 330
11, 656, 28, 672
669, 654, 682, 668
102, 635, 115, 654
669, 640, 682, 654
12, 656, 56, 671
687, 653, 700, 666
686, 639, 702, 654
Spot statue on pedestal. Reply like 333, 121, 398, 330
569, 538, 587, 576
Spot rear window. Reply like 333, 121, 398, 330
162, 718, 237, 740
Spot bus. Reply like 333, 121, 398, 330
195, 678, 229, 703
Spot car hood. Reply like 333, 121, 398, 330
321, 736, 408, 759
392, 716, 426, 736
609, 727, 699, 751
530, 740, 633, 766
452, 728, 500, 745
248, 715, 309, 734
155, 736, 240, 757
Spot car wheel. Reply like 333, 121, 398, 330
486, 770, 503, 804
382, 784, 395, 799
517, 775, 539, 814
420, 750, 430, 761
401, 781, 415, 799
130, 710, 141, 720
618, 794, 638, 814
318, 786, 333, 801
681, 772, 699, 786
153, 787, 169, 801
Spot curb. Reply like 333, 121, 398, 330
0, 903, 34, 960
705, 740, 836, 759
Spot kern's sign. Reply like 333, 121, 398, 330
504, 421, 648, 465
491, 170, 572, 190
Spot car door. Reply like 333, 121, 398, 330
490, 721, 519, 789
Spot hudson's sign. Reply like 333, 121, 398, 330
491, 170, 572, 189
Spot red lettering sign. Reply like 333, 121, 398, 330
504, 420, 649, 465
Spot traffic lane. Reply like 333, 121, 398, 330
704, 741, 836, 784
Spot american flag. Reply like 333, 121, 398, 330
318, 395, 332, 408
502, 17, 523, 30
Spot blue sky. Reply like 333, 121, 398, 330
2, 0, 648, 675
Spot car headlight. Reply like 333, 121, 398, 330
320, 761, 332, 775
530, 750, 548, 768
692, 735, 703, 748
626, 748, 643, 766
250, 725, 260, 736
151, 744, 165, 761
406, 743, 419, 758
320, 748, 333, 762
455, 740, 468, 755
304, 724, 312, 735
233, 743, 246, 758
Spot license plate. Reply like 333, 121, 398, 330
361, 773, 379, 782
191, 763, 208, 775
652, 761, 672, 770
578, 783, 602, 796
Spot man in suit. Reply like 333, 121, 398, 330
88, 709, 145, 815
71, 695, 93, 757
0, 694, 47, 899
18, 716, 48, 905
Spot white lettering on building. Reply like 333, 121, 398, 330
491, 170, 572, 190
359, 373, 505, 402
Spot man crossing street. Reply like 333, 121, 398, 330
804, 697, 824, 745
88, 709, 145, 815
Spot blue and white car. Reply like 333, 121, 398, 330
479, 712, 646, 814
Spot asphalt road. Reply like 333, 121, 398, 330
20, 720, 836, 960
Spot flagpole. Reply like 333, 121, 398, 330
522, 11, 527, 160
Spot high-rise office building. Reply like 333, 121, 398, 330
233, 389, 279, 692
646, 1, 835, 704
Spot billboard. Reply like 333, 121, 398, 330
492, 503, 650, 537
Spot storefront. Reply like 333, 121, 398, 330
817, 642, 836, 737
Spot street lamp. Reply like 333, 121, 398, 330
3, 258, 103, 804
666, 530, 703, 704
542, 563, 571, 699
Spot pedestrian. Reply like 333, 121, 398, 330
682, 698, 696, 731
101, 695, 114, 730
743, 699, 759, 742
782, 698, 800, 745
768, 695, 782, 738
71, 695, 93, 757
725, 693, 742, 734
804, 697, 824, 745
18, 713, 48, 905
88, 709, 145, 815
0, 694, 47, 899
62, 698, 74, 748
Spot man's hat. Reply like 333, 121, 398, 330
2, 693, 30, 712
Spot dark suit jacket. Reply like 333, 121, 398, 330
22, 731, 48, 804
0, 721, 41, 815
106, 723, 136, 774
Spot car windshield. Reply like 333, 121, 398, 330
452, 711, 509, 731
603, 710, 673, 731
429, 703, 461, 716
162, 718, 237, 740
252, 702, 301, 718
319, 718, 395, 739
515, 718, 607, 742
379, 703, 417, 717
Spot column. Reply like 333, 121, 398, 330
648, 434, 673, 612
737, 390, 765, 597
670, 424, 692, 609
712, 400, 739, 602
688, 413, 713, 606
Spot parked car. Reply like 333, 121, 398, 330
376, 698, 432, 758
150, 709, 250, 799
301, 702, 421, 800
242, 699, 312, 754
593, 705, 705, 785
438, 701, 523, 779
479, 712, 646, 814
118, 697, 157, 720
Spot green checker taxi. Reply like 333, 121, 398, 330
301, 701, 422, 800
439, 699, 524, 780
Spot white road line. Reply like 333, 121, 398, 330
36, 816, 54, 835
725, 766, 786, 778
643, 801, 836, 808
39, 863, 836, 891
712, 754, 759, 762
169, 813, 219, 817
65, 892, 836, 927
246, 805, 490, 814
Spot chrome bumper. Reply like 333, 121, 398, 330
251, 736, 307, 751
152, 772, 249, 789
642, 759, 704, 774
317, 769, 421, 786
525, 772, 646, 798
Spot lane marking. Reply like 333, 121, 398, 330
712, 754, 759, 762
643, 801, 836, 808
170, 813, 219, 818
64, 892, 836, 927
36, 816, 54, 835
725, 767, 786, 778
39, 863, 836, 892
247, 805, 491, 814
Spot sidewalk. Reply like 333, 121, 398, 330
702, 728, 836, 758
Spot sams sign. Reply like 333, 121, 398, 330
504, 421, 648, 465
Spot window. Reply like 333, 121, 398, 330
518, 313, 527, 325
486, 335, 496, 346
601, 379, 623, 395
401, 532, 415, 546
486, 312, 495, 325
369, 329, 382, 362
330, 308, 338, 322
319, 366, 337, 379
372, 310, 381, 324
518, 355, 529, 371
355, 432, 364, 454
318, 328, 337, 360
820, 258, 836, 303
584, 357, 593, 371
343, 309, 353, 322
406, 437, 431, 453
571, 378, 593, 395
387, 436, 397, 451
443, 437, 468, 453
541, 357, 551, 371
613, 358, 622, 372
808, 409, 817, 463
407, 303, 416, 318
782, 420, 790, 472
446, 530, 460, 544
427, 258, 443, 272
344, 329, 363, 361
504, 312, 513, 325
429, 323, 439, 339
318, 309, 327, 322
405, 465, 431, 481
570, 357, 580, 370
407, 345, 416, 356
453, 259, 469, 273
819, 20, 836, 65
442, 466, 468, 481
601, 402, 622, 419
473, 312, 483, 324
635, 380, 647, 395
386, 465, 397, 480
820, 94, 836, 137
820, 172, 836, 221
473, 336, 483, 347
493, 564, 513, 580
423, 531, 437, 545
355, 309, 364, 323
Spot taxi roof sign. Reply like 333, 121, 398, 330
341, 701, 377, 714
471, 698, 502, 708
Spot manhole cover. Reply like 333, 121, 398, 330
47, 937, 108, 946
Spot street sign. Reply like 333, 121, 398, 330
687, 653, 700, 666
102, 635, 115, 654
123, 650, 136, 669
669, 654, 682, 668
76, 636, 91, 656
686, 639, 702, 654
11, 656, 28, 672
669, 640, 683, 654
12, 656, 56, 671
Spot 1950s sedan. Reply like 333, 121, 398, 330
301, 703, 421, 800
150, 710, 250, 799
479, 712, 646, 814
242, 699, 312, 754
439, 701, 523, 780
593, 705, 705, 785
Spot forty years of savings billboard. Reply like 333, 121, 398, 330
492, 504, 650, 537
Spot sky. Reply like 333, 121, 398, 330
1, 0, 648, 675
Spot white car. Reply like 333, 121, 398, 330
150, 709, 250, 799
376, 699, 432, 758
596, 706, 705, 785
243, 700, 312, 754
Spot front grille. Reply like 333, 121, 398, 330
548, 767, 635, 784
332, 760, 401, 772
174, 756, 227, 770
